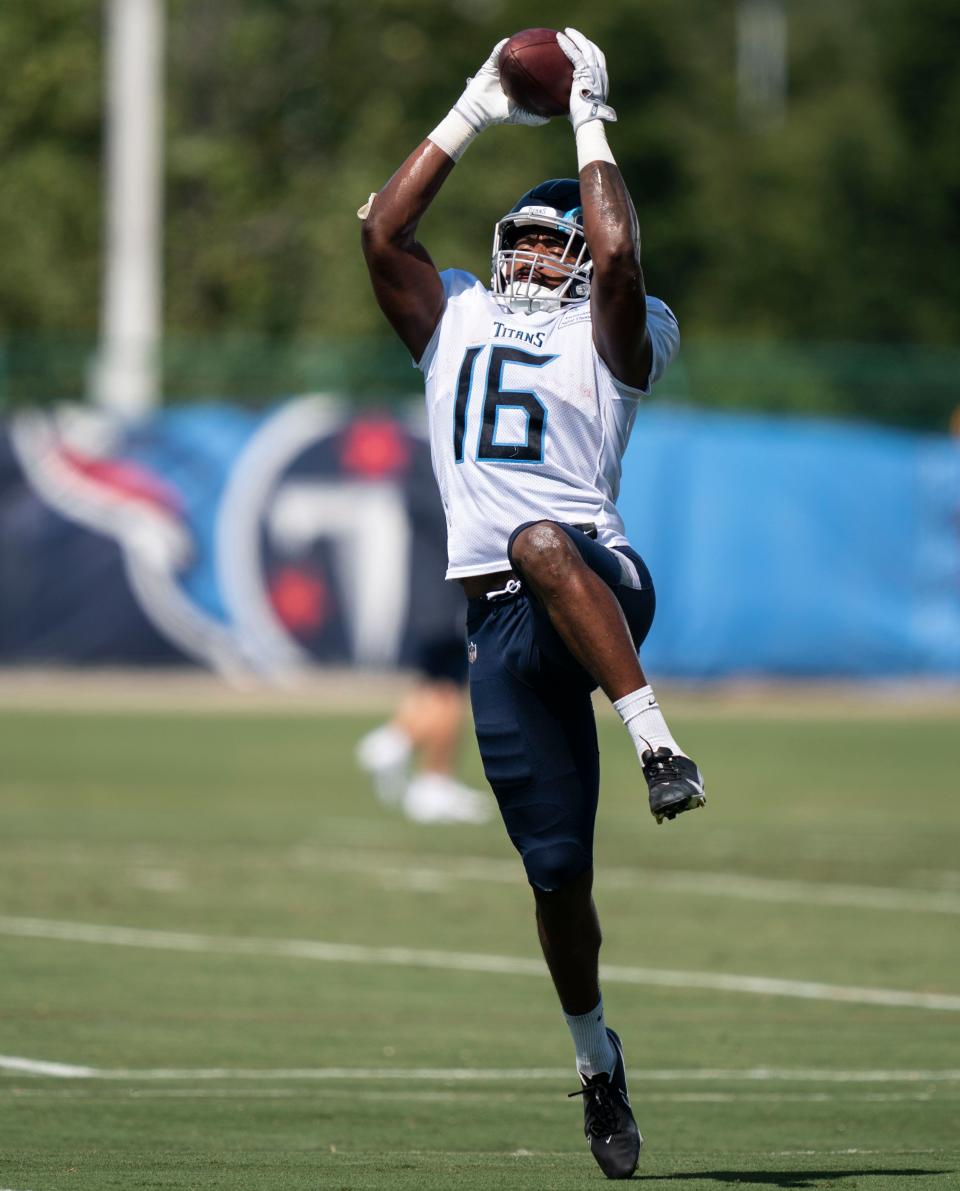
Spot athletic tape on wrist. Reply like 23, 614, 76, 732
575, 120, 616, 171
428, 108, 478, 162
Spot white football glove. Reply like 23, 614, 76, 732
557, 27, 617, 130
454, 40, 550, 131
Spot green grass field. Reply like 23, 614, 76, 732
2, 691, 959, 1189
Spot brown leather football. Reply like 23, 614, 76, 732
498, 28, 573, 118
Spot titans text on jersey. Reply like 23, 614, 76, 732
492, 321, 547, 347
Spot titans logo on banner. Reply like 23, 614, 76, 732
4, 397, 452, 677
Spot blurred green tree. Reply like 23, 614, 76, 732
0, 2, 101, 333
0, 1, 958, 424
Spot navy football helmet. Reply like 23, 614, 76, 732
491, 178, 591, 313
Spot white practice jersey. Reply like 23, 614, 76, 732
417, 269, 680, 579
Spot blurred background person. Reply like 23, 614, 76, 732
356, 604, 492, 826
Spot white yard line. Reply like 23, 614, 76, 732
301, 847, 960, 916
1, 913, 959, 1011
3, 1055, 960, 1083
0, 1087, 948, 1105
12, 841, 960, 917
601, 869, 960, 916
0, 1056, 99, 1078
0, 1057, 571, 1081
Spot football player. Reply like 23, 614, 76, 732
361, 28, 705, 1179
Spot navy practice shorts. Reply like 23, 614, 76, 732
466, 523, 655, 892
416, 634, 469, 685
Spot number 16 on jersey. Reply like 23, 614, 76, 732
453, 345, 556, 464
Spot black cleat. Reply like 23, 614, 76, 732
568, 1028, 642, 1179
642, 746, 706, 824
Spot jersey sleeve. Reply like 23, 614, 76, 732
601, 296, 681, 398
645, 297, 681, 390
414, 269, 484, 376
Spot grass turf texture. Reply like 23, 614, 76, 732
1, 700, 958, 1189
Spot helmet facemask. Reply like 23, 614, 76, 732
491, 207, 592, 314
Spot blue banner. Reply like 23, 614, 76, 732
620, 407, 960, 676
1, 399, 460, 677
2, 401, 958, 677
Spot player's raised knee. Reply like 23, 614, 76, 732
523, 840, 591, 893
508, 520, 575, 579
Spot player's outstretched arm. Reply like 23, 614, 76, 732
557, 29, 653, 390
361, 42, 548, 363
360, 141, 454, 363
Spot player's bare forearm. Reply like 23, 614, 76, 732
363, 139, 455, 248
581, 161, 652, 388
581, 161, 641, 281
361, 139, 455, 362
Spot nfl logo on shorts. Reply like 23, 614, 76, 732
468, 640, 478, 664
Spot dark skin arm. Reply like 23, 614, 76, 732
360, 140, 455, 364
580, 160, 654, 390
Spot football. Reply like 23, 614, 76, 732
498, 28, 573, 118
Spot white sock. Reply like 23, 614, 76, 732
613, 684, 685, 761
564, 998, 616, 1078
